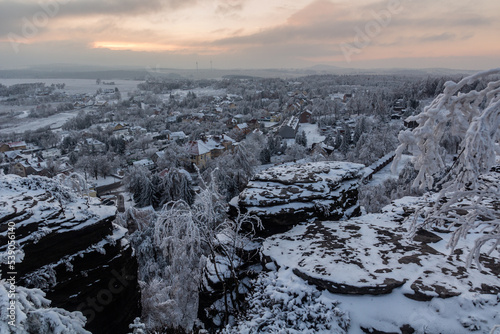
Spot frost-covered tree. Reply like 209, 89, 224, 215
155, 168, 194, 207
129, 170, 224, 332
353, 116, 370, 144
156, 142, 189, 170
360, 162, 423, 213
126, 167, 154, 208
393, 68, 500, 267
295, 130, 307, 147
76, 155, 111, 180
348, 123, 400, 166
284, 143, 307, 162
266, 135, 284, 156
242, 132, 266, 164
56, 172, 89, 198
0, 280, 89, 334
339, 127, 350, 155
144, 200, 205, 332
116, 206, 157, 233
211, 145, 257, 201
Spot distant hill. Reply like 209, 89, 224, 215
0, 64, 479, 81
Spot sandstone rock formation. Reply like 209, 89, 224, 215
235, 161, 365, 235
0, 175, 140, 334
262, 195, 500, 333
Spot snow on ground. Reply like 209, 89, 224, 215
0, 174, 115, 246
0, 105, 31, 119
15, 109, 30, 118
224, 268, 350, 334
0, 109, 82, 134
240, 161, 364, 208
299, 123, 325, 148
283, 138, 296, 147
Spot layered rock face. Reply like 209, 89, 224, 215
0, 175, 140, 334
235, 161, 365, 235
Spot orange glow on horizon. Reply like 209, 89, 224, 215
92, 41, 229, 55
92, 41, 180, 52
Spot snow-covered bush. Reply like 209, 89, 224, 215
393, 68, 500, 267
128, 317, 146, 334
0, 280, 89, 334
223, 270, 350, 334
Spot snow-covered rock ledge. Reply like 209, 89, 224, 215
234, 161, 365, 235
0, 174, 141, 334
261, 196, 500, 333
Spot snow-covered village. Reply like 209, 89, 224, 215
0, 1, 499, 333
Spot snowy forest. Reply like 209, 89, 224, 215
0, 68, 499, 334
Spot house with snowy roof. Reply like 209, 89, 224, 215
185, 140, 212, 168
75, 138, 107, 154
278, 116, 300, 139
94, 100, 108, 107
3, 150, 25, 161
234, 123, 251, 135
170, 131, 187, 141
233, 114, 245, 123
0, 141, 27, 152
201, 134, 235, 158
109, 122, 127, 131
132, 159, 155, 170
10, 158, 51, 178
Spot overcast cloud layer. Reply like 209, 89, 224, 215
0, 0, 498, 70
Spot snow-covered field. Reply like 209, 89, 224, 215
0, 109, 81, 134
299, 123, 325, 148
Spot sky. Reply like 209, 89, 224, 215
0, 0, 499, 70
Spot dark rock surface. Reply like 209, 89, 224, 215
0, 175, 140, 334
